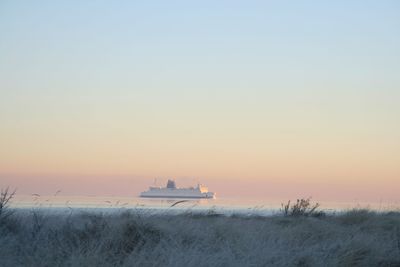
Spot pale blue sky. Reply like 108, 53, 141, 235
1, 1, 399, 134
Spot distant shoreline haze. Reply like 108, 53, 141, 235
1, 174, 399, 203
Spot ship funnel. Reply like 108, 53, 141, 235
166, 179, 176, 189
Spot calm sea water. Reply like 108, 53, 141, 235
10, 194, 400, 215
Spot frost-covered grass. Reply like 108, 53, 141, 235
0, 209, 400, 267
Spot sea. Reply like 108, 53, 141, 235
10, 194, 400, 215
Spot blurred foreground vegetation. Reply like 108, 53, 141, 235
1, 204, 400, 267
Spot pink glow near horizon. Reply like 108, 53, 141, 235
2, 173, 399, 203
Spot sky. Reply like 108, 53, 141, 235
0, 1, 399, 202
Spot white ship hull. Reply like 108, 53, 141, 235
140, 189, 215, 199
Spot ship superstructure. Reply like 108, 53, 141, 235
140, 179, 215, 199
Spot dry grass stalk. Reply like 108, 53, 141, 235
0, 187, 16, 221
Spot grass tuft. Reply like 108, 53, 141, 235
281, 197, 324, 217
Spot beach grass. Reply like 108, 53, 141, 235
1, 206, 400, 267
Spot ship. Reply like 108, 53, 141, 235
140, 179, 216, 199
